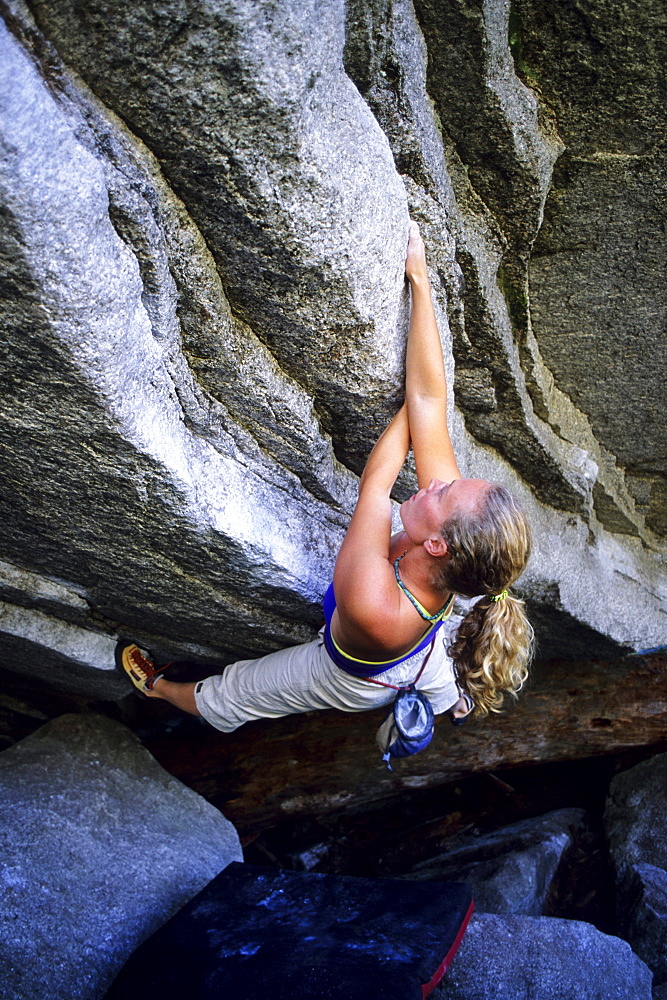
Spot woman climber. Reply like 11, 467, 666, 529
118, 223, 533, 743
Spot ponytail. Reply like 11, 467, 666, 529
448, 594, 533, 715
437, 484, 534, 716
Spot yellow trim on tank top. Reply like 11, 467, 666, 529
329, 592, 455, 667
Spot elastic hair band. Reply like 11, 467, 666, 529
490, 589, 508, 602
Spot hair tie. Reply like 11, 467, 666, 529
490, 589, 508, 602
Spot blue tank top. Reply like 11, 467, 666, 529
322, 576, 455, 679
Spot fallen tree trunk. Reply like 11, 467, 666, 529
145, 652, 667, 835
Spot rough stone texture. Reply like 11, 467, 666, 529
511, 0, 667, 537
432, 912, 653, 1000
411, 0, 667, 540
0, 0, 665, 697
0, 713, 242, 1000
623, 864, 667, 988
25, 0, 412, 471
605, 753, 667, 883
605, 752, 667, 985
404, 808, 587, 916
0, 3, 358, 674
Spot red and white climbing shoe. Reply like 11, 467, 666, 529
116, 643, 169, 696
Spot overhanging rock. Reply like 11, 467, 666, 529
0, 0, 665, 698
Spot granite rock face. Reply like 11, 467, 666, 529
433, 912, 653, 1000
0, 713, 242, 1000
605, 752, 667, 985
0, 0, 665, 694
512, 0, 667, 538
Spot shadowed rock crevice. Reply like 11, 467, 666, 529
412, 0, 561, 251
605, 752, 667, 987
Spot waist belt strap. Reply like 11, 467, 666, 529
361, 637, 436, 691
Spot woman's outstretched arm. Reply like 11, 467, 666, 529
332, 405, 411, 652
405, 223, 461, 487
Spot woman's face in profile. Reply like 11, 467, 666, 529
400, 478, 489, 543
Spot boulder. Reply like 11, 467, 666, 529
0, 713, 242, 1000
623, 864, 667, 988
0, 0, 664, 700
433, 912, 653, 1000
0, 1, 359, 689
25, 0, 411, 473
605, 753, 667, 877
605, 752, 667, 985
404, 808, 588, 916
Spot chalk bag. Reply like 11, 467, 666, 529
376, 683, 435, 769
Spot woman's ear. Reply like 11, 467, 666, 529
424, 536, 448, 558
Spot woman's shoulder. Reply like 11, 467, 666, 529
331, 575, 437, 661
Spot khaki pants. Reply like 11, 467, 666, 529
194, 627, 460, 733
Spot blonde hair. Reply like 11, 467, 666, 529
437, 484, 534, 716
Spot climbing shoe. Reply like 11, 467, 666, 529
116, 642, 169, 696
